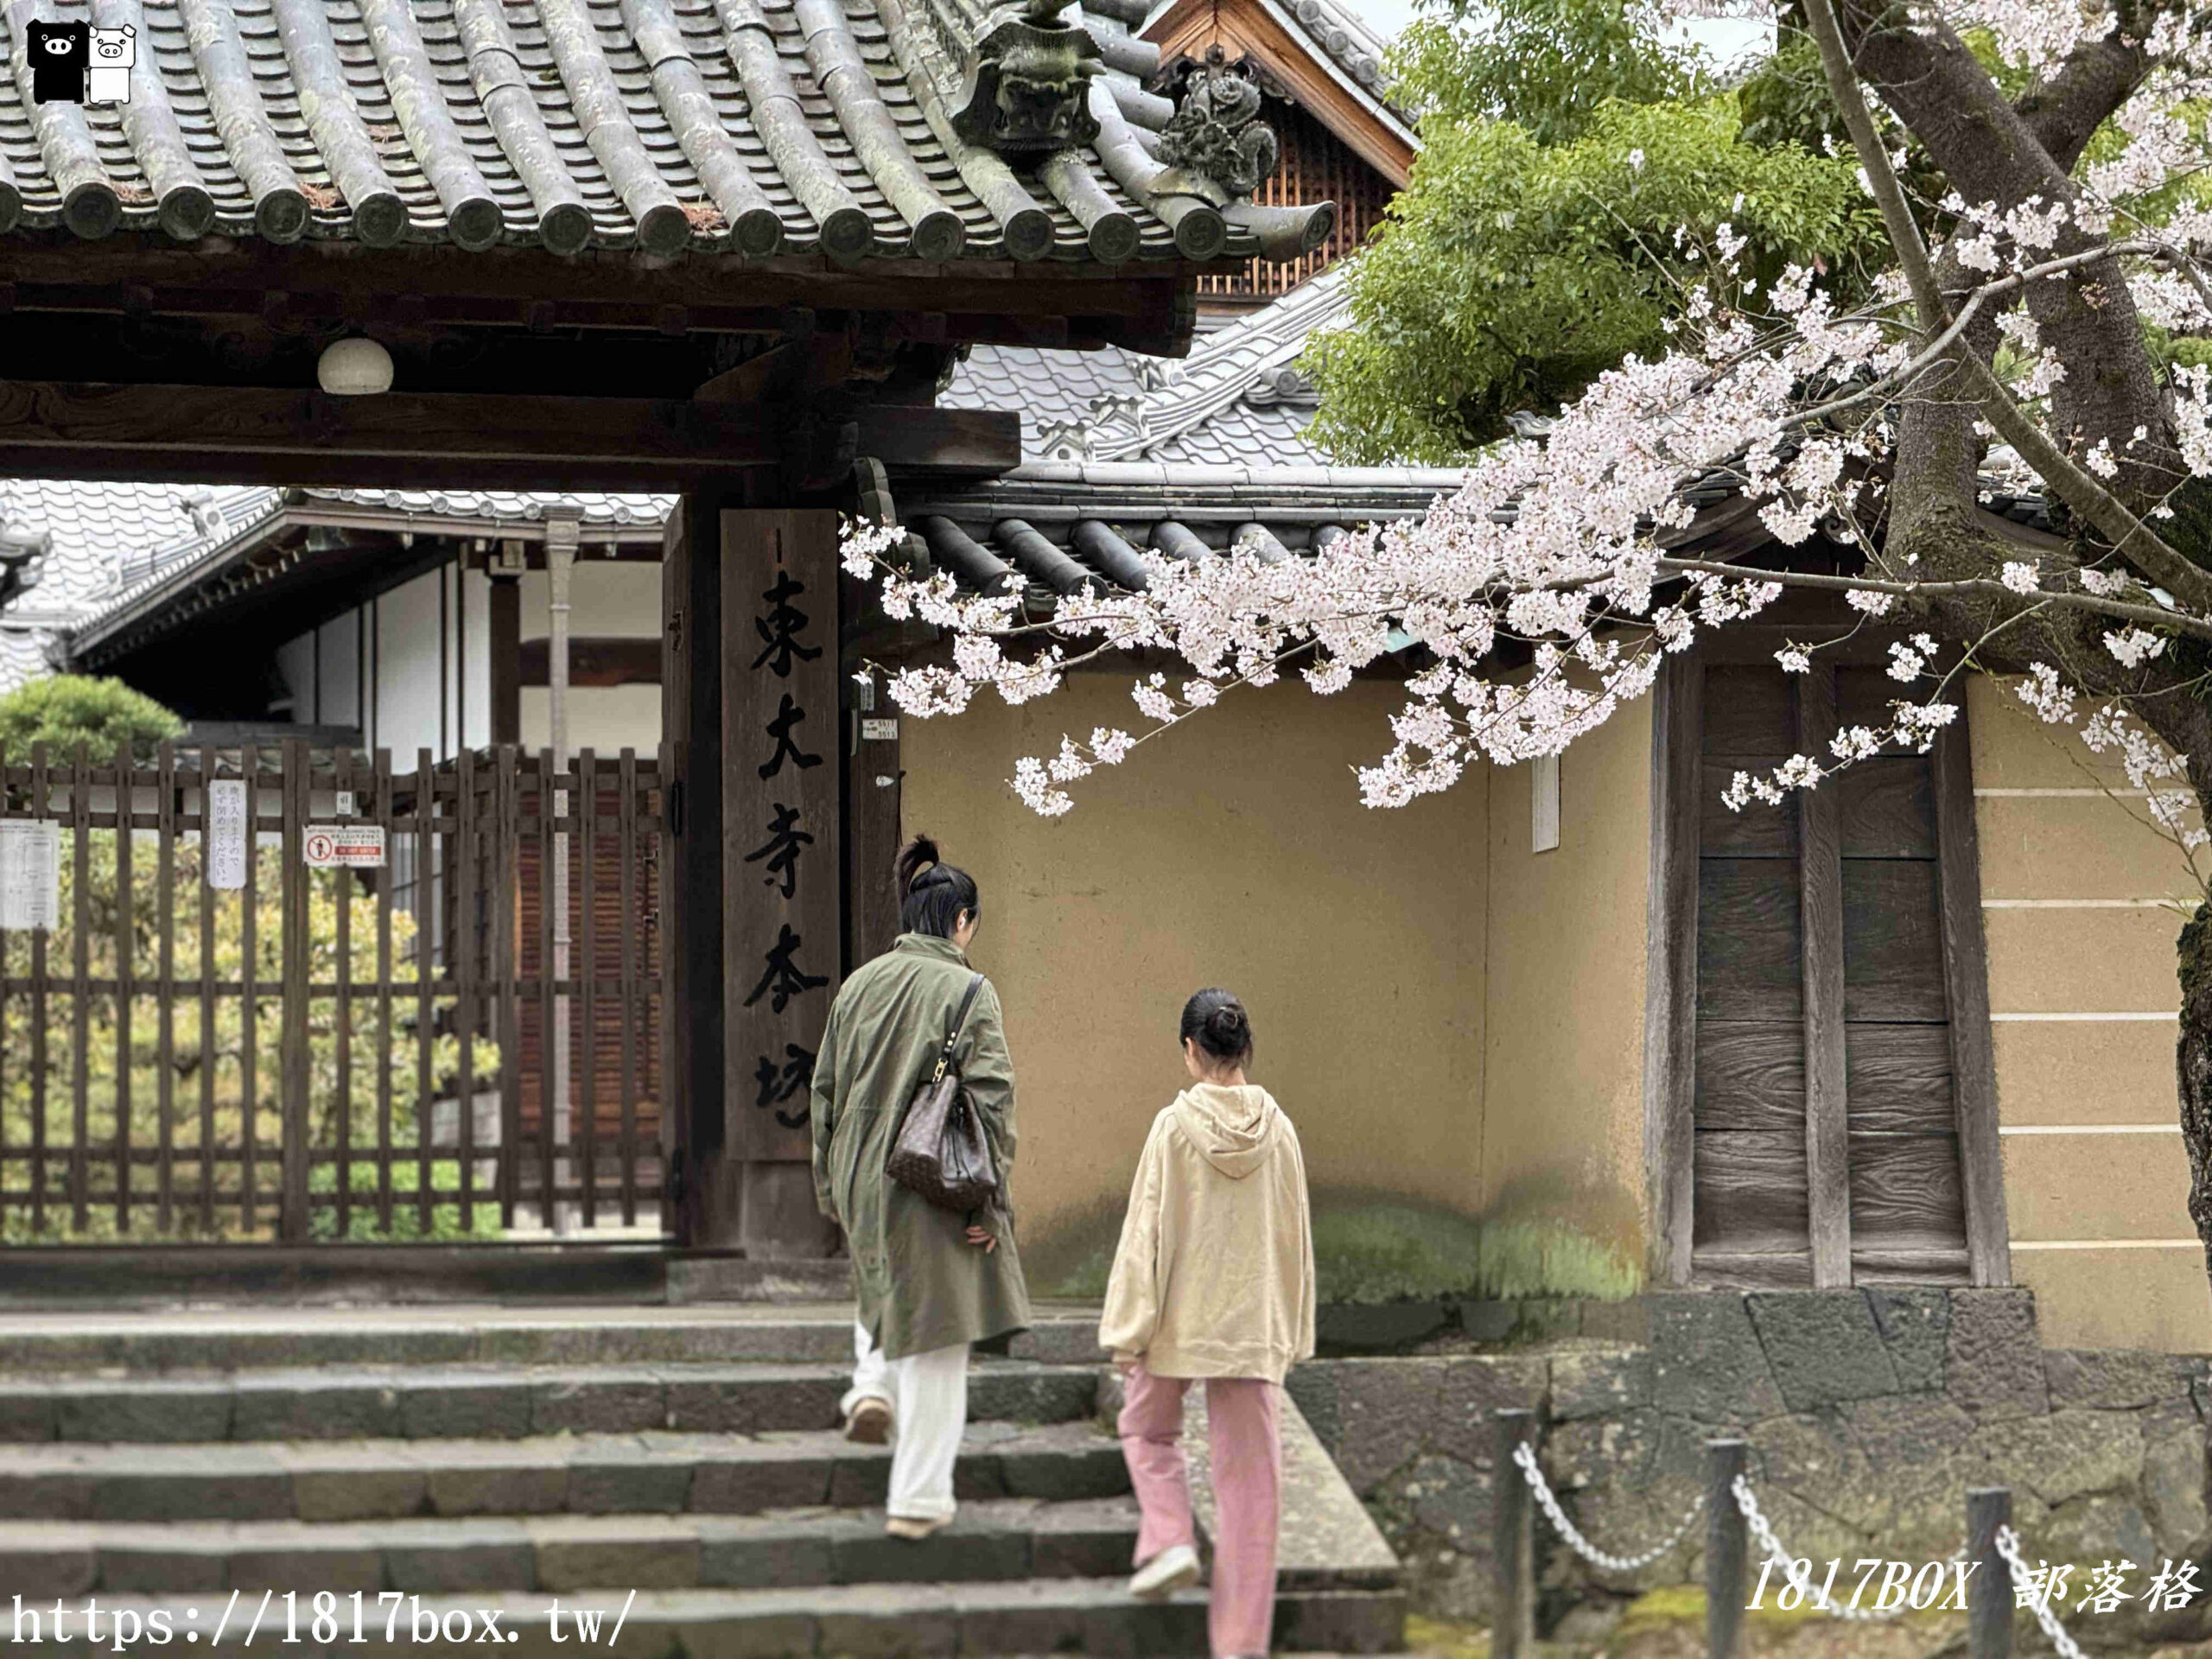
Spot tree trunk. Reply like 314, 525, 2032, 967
2178, 903, 2212, 1535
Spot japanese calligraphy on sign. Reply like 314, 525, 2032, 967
723, 512, 842, 1160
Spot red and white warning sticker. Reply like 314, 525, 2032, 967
302, 824, 387, 868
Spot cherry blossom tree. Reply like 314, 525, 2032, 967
848, 1, 2212, 1299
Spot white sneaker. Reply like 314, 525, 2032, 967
1128, 1543, 1201, 1600
842, 1395, 893, 1445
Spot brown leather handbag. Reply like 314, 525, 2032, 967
887, 972, 1002, 1214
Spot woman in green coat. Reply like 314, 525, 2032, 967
810, 835, 1032, 1538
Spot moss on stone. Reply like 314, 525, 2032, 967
1032, 1198, 1642, 1306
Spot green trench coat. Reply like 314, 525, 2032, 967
810, 932, 1033, 1360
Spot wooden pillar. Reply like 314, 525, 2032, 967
662, 493, 728, 1245
841, 494, 904, 976
721, 507, 841, 1258
488, 570, 522, 748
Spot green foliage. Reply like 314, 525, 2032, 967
0, 676, 184, 761
0, 835, 499, 1243
308, 1159, 505, 1243
1304, 97, 1881, 462
1387, 0, 1709, 147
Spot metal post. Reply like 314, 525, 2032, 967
1491, 1408, 1537, 1658
1967, 1488, 2012, 1659
1705, 1439, 1748, 1659
544, 513, 579, 1235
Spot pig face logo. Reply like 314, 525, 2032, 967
26, 19, 89, 104
87, 23, 135, 103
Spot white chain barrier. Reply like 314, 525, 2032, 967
1727, 1473, 1932, 1622
1510, 1440, 1706, 1573
1511, 1429, 2086, 1649
1994, 1523, 2091, 1659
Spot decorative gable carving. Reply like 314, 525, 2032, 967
1152, 45, 1279, 204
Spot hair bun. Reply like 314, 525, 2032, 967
1207, 1004, 1248, 1036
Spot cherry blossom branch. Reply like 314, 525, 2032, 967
1801, 0, 2212, 617
1654, 556, 2212, 639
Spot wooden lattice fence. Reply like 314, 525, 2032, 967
0, 741, 667, 1243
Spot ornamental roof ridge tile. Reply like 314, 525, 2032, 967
0, 0, 1327, 265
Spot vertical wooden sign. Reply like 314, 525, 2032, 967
722, 510, 842, 1254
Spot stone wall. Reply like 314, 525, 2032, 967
1285, 1288, 2212, 1644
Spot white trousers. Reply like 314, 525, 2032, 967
843, 1318, 970, 1521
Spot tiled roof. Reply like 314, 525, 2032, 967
0, 480, 277, 688
1278, 0, 1392, 100
899, 456, 1467, 597
58, 486, 677, 650
1248, 0, 1412, 142
0, 629, 56, 693
294, 487, 677, 530
0, 0, 1333, 266
940, 261, 1345, 462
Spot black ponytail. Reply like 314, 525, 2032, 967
896, 834, 981, 939
1179, 988, 1254, 1065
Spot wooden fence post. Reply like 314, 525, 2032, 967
1968, 1487, 2012, 1659
279, 739, 311, 1243
1492, 1407, 1537, 1658
1705, 1439, 1748, 1659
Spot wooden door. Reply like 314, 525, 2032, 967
1656, 638, 2006, 1287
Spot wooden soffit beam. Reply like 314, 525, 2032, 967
0, 382, 1019, 489
1143, 0, 1414, 186
0, 236, 1192, 352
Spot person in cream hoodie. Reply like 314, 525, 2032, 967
1099, 988, 1316, 1659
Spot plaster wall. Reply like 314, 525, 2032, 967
1966, 674, 2209, 1351
368, 569, 447, 761
274, 564, 493, 761
899, 674, 1490, 1281
1479, 702, 1654, 1265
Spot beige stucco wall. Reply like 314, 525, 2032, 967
516, 563, 664, 756
1479, 704, 1654, 1266
1967, 674, 2210, 1351
899, 675, 1491, 1281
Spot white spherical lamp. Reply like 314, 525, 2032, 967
317, 337, 394, 396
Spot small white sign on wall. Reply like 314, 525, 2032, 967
207, 779, 249, 891
0, 822, 60, 931
1531, 753, 1561, 855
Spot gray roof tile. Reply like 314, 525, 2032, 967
941, 263, 1346, 464
0, 0, 1323, 264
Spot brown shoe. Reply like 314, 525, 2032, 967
885, 1515, 950, 1541
843, 1395, 893, 1445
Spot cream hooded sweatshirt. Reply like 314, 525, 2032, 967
1097, 1083, 1317, 1383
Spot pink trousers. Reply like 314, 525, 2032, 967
1117, 1364, 1282, 1658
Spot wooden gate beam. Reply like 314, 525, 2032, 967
0, 382, 1019, 490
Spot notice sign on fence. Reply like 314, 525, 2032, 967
207, 779, 248, 891
0, 821, 60, 931
302, 824, 386, 868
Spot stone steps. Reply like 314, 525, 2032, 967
0, 1497, 1147, 1599
0, 1422, 1134, 1523
0, 1305, 1108, 1374
0, 1361, 1102, 1444
0, 1580, 1408, 1656
0, 1306, 1407, 1655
